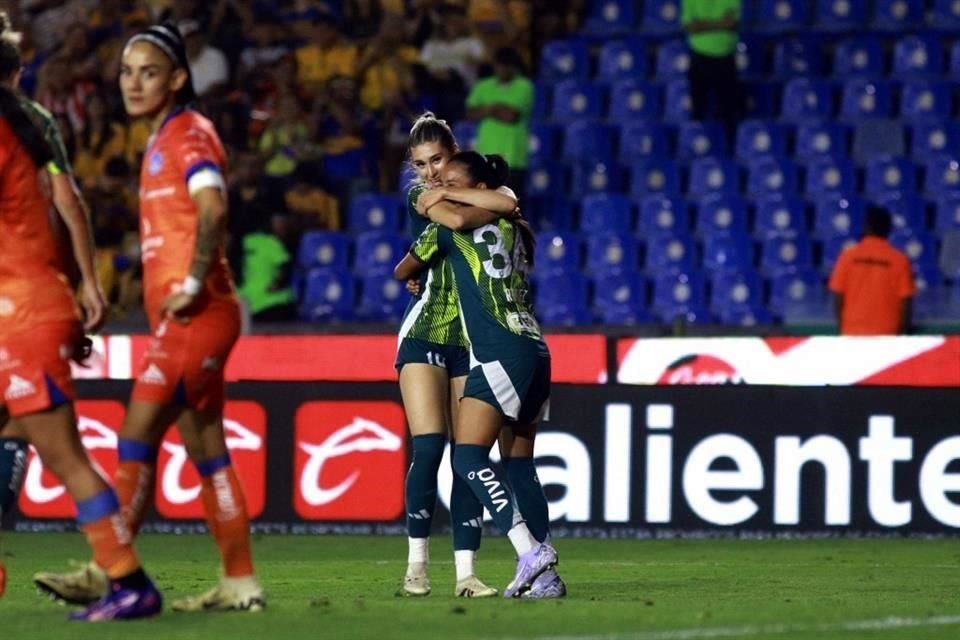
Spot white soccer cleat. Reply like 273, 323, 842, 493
34, 561, 108, 605
402, 563, 431, 596
455, 575, 498, 598
171, 576, 265, 612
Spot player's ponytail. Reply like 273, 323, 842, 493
0, 13, 52, 169
482, 154, 510, 189
408, 111, 456, 154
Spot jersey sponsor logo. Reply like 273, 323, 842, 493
147, 151, 164, 176
155, 402, 267, 519
19, 401, 124, 517
139, 363, 167, 385
5, 374, 37, 400
0, 297, 14, 317
294, 401, 406, 520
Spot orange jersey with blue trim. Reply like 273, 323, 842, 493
0, 117, 78, 338
139, 108, 235, 328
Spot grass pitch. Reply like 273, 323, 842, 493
1, 533, 958, 639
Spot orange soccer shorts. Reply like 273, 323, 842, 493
131, 301, 240, 412
0, 321, 80, 418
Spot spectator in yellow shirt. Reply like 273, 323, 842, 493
294, 13, 358, 92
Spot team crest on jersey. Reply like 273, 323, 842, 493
148, 151, 164, 176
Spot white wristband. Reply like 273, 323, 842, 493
182, 275, 202, 296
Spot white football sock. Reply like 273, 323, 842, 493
408, 537, 429, 565
454, 550, 476, 582
507, 523, 537, 556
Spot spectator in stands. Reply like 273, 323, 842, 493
315, 73, 379, 186
465, 47, 532, 205
73, 90, 127, 190
293, 12, 358, 93
342, 0, 385, 43
258, 92, 314, 178
239, 214, 298, 323
358, 15, 419, 113
58, 22, 100, 83
284, 163, 341, 232
36, 54, 95, 131
682, 0, 743, 145
829, 207, 915, 335
236, 18, 289, 86
179, 19, 230, 101
419, 3, 486, 122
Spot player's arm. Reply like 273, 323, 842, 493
418, 186, 517, 214
49, 169, 106, 331
394, 251, 427, 281
394, 223, 444, 281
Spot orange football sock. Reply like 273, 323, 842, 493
114, 460, 155, 536
199, 463, 254, 578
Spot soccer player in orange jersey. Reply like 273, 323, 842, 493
34, 23, 264, 612
0, 17, 161, 620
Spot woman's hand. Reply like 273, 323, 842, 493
416, 188, 446, 216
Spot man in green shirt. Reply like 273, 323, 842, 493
238, 216, 296, 322
465, 47, 533, 205
682, 0, 743, 145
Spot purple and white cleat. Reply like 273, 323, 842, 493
504, 542, 558, 598
520, 568, 567, 599
69, 580, 162, 622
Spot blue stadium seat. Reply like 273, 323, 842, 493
923, 157, 960, 197
735, 35, 769, 80
643, 0, 682, 35
638, 195, 690, 236
572, 160, 625, 196
652, 271, 708, 322
356, 272, 407, 321
663, 79, 692, 121
655, 39, 690, 79
563, 120, 616, 161
754, 196, 807, 238
551, 80, 604, 121
873, 0, 924, 30
608, 79, 662, 122
536, 231, 582, 273
815, 0, 867, 31
353, 231, 408, 275
880, 193, 927, 232
630, 159, 680, 198
597, 39, 648, 80
814, 196, 866, 239
821, 235, 859, 272
580, 193, 633, 233
619, 121, 672, 162
832, 36, 884, 78
528, 122, 562, 164
717, 305, 774, 326
453, 121, 477, 149
781, 78, 834, 121
526, 196, 575, 231
585, 231, 640, 274
892, 229, 938, 267
795, 121, 850, 161
744, 81, 780, 119
747, 157, 799, 197
592, 271, 652, 324
535, 271, 591, 326
532, 82, 550, 120
910, 122, 960, 162
804, 156, 856, 198
539, 39, 590, 82
755, 0, 810, 32
840, 79, 893, 120
676, 121, 728, 161
893, 35, 944, 77
299, 268, 355, 322
688, 157, 741, 197
774, 37, 824, 78
865, 156, 917, 201
900, 80, 952, 122
526, 162, 565, 198
935, 195, 960, 230
710, 270, 764, 313
703, 233, 755, 271
932, 0, 960, 28
697, 194, 749, 237
735, 120, 789, 162
644, 232, 697, 272
950, 41, 960, 76
397, 165, 417, 194
912, 264, 946, 320
348, 194, 402, 234
761, 236, 813, 275
583, 0, 639, 36
298, 231, 350, 270
769, 269, 825, 314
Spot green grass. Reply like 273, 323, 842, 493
1, 533, 959, 639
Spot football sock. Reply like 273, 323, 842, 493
405, 433, 445, 538
0, 438, 28, 522
408, 537, 429, 565
76, 489, 140, 579
115, 439, 157, 535
452, 444, 521, 538
197, 454, 254, 578
449, 439, 484, 552
504, 456, 550, 543
454, 550, 476, 581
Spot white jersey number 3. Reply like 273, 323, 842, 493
473, 224, 512, 279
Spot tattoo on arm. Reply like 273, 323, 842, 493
188, 204, 226, 281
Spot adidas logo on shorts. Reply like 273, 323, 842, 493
139, 363, 167, 385
5, 374, 36, 400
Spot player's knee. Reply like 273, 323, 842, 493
411, 433, 445, 472
452, 443, 488, 480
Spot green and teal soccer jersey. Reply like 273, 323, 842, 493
410, 219, 550, 422
21, 98, 72, 176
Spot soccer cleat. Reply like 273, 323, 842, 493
401, 563, 430, 597
454, 575, 498, 598
69, 580, 162, 621
171, 577, 265, 612
34, 561, 108, 605
520, 568, 567, 599
504, 542, 558, 598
